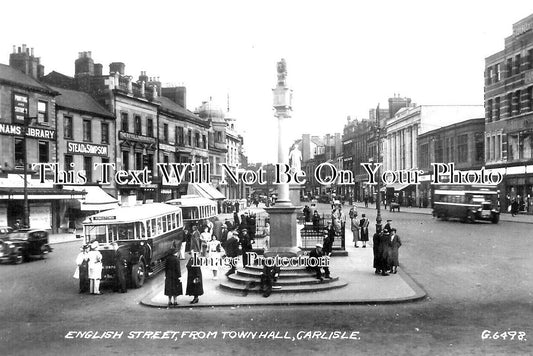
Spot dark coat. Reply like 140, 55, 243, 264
225, 235, 241, 258
380, 232, 392, 270
359, 218, 370, 241
372, 232, 384, 270
114, 248, 129, 293
190, 230, 201, 253
233, 212, 240, 226
186, 257, 203, 296
240, 232, 253, 251
164, 254, 183, 297
323, 228, 335, 255
79, 257, 89, 293
388, 234, 402, 267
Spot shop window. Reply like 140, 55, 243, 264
15, 138, 25, 167
38, 141, 49, 163
64, 116, 73, 139
37, 101, 48, 123
508, 133, 520, 161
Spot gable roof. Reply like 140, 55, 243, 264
0, 63, 58, 95
51, 85, 114, 118
158, 96, 208, 124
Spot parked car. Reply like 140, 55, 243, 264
0, 226, 13, 237
0, 229, 52, 264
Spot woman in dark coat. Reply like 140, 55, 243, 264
164, 247, 182, 307
186, 252, 203, 304
388, 228, 402, 274
372, 226, 383, 274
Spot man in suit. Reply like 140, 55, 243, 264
307, 243, 330, 281
224, 230, 240, 276
239, 228, 254, 268
190, 225, 201, 254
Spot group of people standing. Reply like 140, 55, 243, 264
75, 240, 103, 295
373, 220, 402, 276
349, 207, 370, 248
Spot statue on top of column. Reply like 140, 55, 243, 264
288, 143, 302, 172
277, 58, 287, 86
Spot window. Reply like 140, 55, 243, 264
434, 139, 443, 163
65, 154, 73, 171
135, 116, 142, 135
122, 151, 129, 171
38, 141, 49, 163
176, 126, 184, 146
507, 58, 513, 77
64, 116, 73, 139
475, 133, 484, 162
202, 134, 207, 149
84, 156, 92, 181
487, 67, 493, 85
164, 155, 169, 164
457, 134, 468, 163
163, 124, 169, 143
419, 143, 429, 168
188, 129, 192, 146
195, 132, 200, 147
14, 138, 25, 167
528, 87, 533, 112
495, 97, 501, 120
135, 152, 143, 170
83, 120, 91, 141
495, 63, 501, 82
147, 118, 153, 137
487, 99, 493, 121
37, 101, 48, 123
147, 154, 154, 172
529, 49, 533, 70
507, 93, 513, 116
516, 90, 521, 114
101, 122, 109, 144
515, 54, 521, 75
121, 113, 129, 132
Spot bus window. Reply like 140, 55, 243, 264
171, 214, 176, 229
118, 223, 135, 240
157, 217, 162, 234
109, 226, 118, 242
86, 225, 107, 244
146, 220, 151, 238
151, 218, 157, 236
162, 216, 167, 233
167, 214, 172, 231
135, 222, 145, 238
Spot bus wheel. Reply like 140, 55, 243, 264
131, 260, 146, 288
466, 211, 475, 223
492, 214, 500, 224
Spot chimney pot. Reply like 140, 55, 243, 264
12, 45, 15, 53
22, 44, 26, 52
30, 48, 34, 56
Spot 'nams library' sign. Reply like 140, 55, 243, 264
0, 123, 56, 140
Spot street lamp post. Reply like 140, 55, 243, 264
22, 116, 37, 228
375, 106, 382, 230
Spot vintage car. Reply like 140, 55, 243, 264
0, 229, 52, 264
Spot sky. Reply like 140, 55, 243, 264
1, 0, 533, 163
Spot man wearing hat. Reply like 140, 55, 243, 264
307, 243, 330, 281
240, 228, 254, 268
359, 214, 370, 248
75, 245, 90, 293
383, 219, 393, 234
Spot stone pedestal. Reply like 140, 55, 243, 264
264, 205, 302, 258
289, 183, 302, 206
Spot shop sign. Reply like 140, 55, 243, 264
119, 131, 156, 144
0, 123, 56, 140
67, 141, 108, 156
13, 93, 29, 121
92, 216, 116, 221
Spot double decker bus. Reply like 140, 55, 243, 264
432, 184, 500, 223
82, 203, 183, 288
166, 195, 218, 230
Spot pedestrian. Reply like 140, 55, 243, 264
233, 211, 240, 227
219, 224, 229, 250
307, 243, 330, 281
383, 219, 392, 234
388, 228, 402, 274
207, 235, 223, 279
190, 225, 201, 255
186, 252, 203, 304
75, 244, 90, 293
511, 199, 519, 216
359, 214, 369, 248
364, 196, 369, 208
380, 229, 391, 276
372, 225, 384, 275
87, 241, 103, 295
224, 218, 233, 231
12, 219, 21, 231
165, 244, 183, 308
303, 205, 311, 223
224, 229, 240, 277
351, 216, 360, 248
349, 206, 357, 220
312, 210, 321, 232
240, 228, 254, 268
114, 247, 129, 293
200, 226, 211, 257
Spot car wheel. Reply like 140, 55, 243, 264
14, 253, 23, 264
40, 246, 48, 260
492, 214, 500, 224
131, 260, 146, 288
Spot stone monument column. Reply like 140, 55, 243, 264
265, 59, 301, 257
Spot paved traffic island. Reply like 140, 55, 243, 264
140, 245, 426, 308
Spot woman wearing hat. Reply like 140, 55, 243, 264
186, 252, 204, 304
75, 245, 90, 293
87, 241, 103, 295
164, 244, 183, 307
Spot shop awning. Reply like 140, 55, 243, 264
385, 183, 411, 192
0, 187, 86, 200
187, 183, 225, 200
69, 186, 119, 211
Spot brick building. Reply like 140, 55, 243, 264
484, 13, 533, 213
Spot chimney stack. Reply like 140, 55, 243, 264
9, 44, 43, 80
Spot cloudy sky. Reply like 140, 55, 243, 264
1, 0, 533, 163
